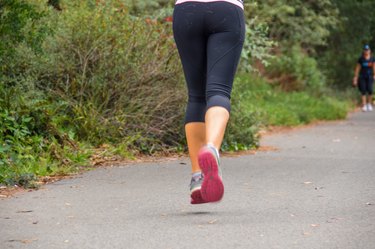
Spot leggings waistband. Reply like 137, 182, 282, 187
175, 0, 244, 10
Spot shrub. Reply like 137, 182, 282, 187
0, 0, 186, 186
36, 1, 185, 151
228, 74, 351, 128
240, 17, 276, 72
0, 0, 59, 187
267, 46, 326, 92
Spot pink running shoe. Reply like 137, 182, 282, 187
190, 190, 207, 205
198, 144, 224, 203
190, 174, 207, 205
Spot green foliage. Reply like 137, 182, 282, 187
0, 0, 49, 73
223, 97, 261, 151
268, 46, 326, 92
245, 0, 339, 90
0, 0, 59, 187
0, 0, 185, 186
222, 72, 353, 152
0, 83, 92, 187
38, 1, 185, 149
248, 0, 339, 50
317, 0, 375, 88
122, 0, 173, 14
229, 74, 352, 127
240, 17, 276, 72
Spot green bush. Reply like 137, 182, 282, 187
0, 0, 186, 186
229, 74, 352, 127
0, 0, 60, 187
240, 17, 276, 72
0, 82, 91, 187
268, 46, 326, 92
122, 0, 173, 14
43, 1, 185, 149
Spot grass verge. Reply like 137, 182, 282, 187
231, 74, 354, 127
1, 74, 355, 191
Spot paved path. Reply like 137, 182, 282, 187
1, 111, 375, 249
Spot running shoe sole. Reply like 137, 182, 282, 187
190, 189, 207, 205
198, 147, 224, 203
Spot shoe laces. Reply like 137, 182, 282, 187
191, 174, 203, 183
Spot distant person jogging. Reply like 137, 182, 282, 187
353, 44, 375, 112
173, 0, 245, 204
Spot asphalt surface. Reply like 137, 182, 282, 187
1, 111, 375, 249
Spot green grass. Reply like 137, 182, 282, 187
231, 74, 354, 128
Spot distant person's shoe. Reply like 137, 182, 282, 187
362, 105, 368, 112
198, 144, 224, 203
190, 173, 206, 204
367, 103, 373, 111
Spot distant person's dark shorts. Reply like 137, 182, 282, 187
358, 75, 374, 95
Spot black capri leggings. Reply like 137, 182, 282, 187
358, 75, 374, 95
173, 1, 245, 124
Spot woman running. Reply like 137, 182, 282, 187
353, 44, 375, 112
173, 0, 245, 204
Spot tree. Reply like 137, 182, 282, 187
318, 0, 375, 88
0, 0, 47, 81
247, 0, 339, 52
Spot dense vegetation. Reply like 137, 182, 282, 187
1, 0, 369, 187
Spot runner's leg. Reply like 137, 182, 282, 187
173, 3, 207, 174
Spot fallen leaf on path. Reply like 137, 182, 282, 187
208, 219, 218, 224
16, 210, 33, 213
257, 146, 279, 152
366, 202, 373, 206
22, 238, 38, 244
311, 224, 320, 227
8, 238, 38, 244
303, 182, 313, 185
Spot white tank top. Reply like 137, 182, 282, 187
175, 0, 244, 10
